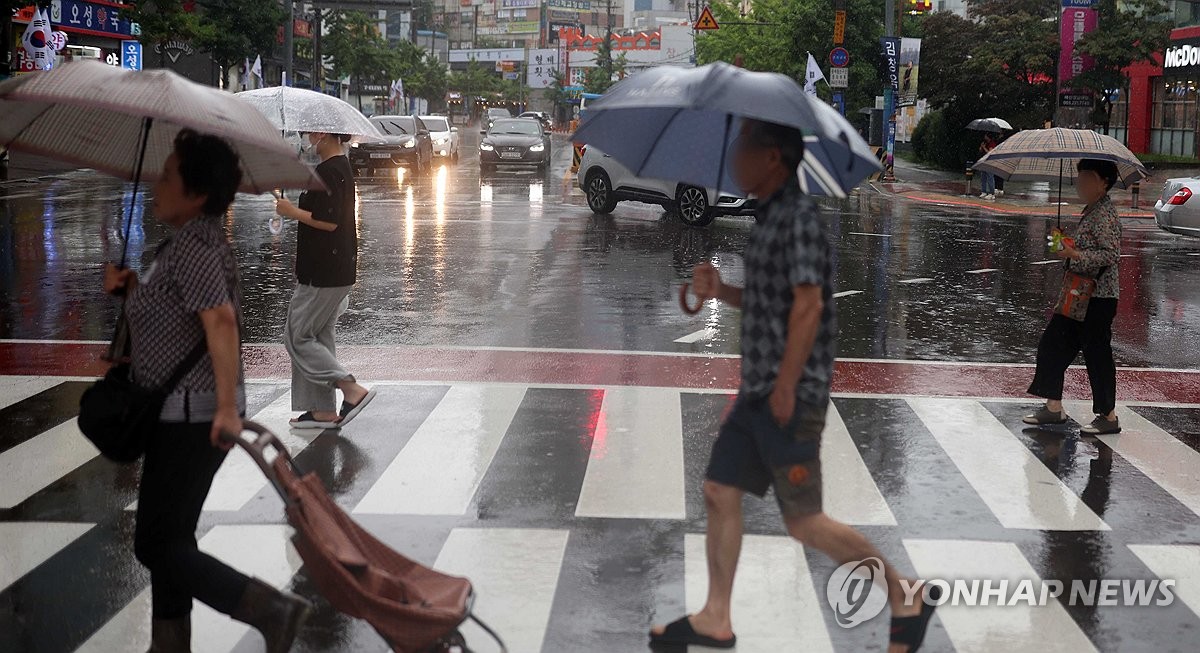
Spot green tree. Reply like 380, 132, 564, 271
324, 11, 401, 110
193, 0, 287, 73
123, 0, 213, 69
1074, 0, 1172, 133
584, 65, 613, 94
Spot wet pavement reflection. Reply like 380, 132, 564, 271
4, 135, 1199, 370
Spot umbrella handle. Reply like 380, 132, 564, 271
679, 283, 704, 315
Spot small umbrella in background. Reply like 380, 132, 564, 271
235, 86, 381, 139
571, 62, 879, 199
973, 128, 1149, 226
967, 117, 1013, 133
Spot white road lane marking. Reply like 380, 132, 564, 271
967, 268, 1000, 274
674, 328, 715, 344
833, 290, 863, 298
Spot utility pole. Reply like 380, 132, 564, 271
284, 0, 294, 86
313, 4, 324, 92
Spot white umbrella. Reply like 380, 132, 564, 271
0, 60, 323, 194
235, 86, 381, 139
966, 118, 1013, 132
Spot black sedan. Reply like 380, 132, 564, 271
350, 115, 433, 176
479, 118, 551, 173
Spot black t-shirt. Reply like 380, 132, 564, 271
296, 155, 357, 287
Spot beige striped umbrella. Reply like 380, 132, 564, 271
0, 59, 323, 193
972, 128, 1149, 226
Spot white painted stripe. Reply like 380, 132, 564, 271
898, 277, 935, 284
434, 528, 568, 653
1066, 402, 1200, 519
200, 393, 322, 511
0, 418, 98, 509
0, 522, 92, 592
833, 290, 863, 298
1128, 545, 1200, 619
674, 327, 715, 344
354, 385, 527, 515
0, 376, 60, 410
1120, 254, 1136, 258
906, 398, 1109, 531
78, 525, 300, 653
575, 387, 686, 520
685, 533, 834, 651
904, 539, 1097, 652
823, 403, 897, 526
966, 268, 1000, 274
848, 232, 891, 237
1031, 260, 1062, 265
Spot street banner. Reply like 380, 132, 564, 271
527, 49, 559, 88
804, 52, 826, 97
898, 37, 920, 108
252, 55, 263, 87
1059, 4, 1098, 99
880, 37, 900, 93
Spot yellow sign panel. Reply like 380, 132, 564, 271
834, 10, 846, 45
695, 6, 719, 31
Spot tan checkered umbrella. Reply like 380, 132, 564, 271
0, 59, 323, 193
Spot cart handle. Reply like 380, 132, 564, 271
679, 283, 704, 315
221, 420, 303, 506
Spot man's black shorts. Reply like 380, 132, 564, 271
705, 394, 825, 517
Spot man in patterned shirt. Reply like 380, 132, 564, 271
651, 120, 938, 652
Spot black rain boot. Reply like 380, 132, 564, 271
147, 616, 191, 652
231, 578, 311, 653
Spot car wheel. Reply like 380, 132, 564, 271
585, 169, 618, 214
676, 186, 714, 227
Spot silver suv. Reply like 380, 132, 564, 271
577, 145, 755, 227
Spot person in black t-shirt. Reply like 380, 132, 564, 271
275, 131, 376, 429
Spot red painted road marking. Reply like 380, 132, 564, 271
2, 342, 1198, 404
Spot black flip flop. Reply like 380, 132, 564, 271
649, 616, 736, 649
289, 411, 340, 430
338, 388, 377, 427
890, 583, 943, 652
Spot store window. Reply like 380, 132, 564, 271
1151, 79, 1198, 157
1108, 86, 1129, 145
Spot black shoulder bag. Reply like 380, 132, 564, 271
78, 339, 209, 463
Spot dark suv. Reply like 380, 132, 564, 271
350, 115, 434, 176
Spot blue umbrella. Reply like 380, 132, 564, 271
571, 62, 879, 198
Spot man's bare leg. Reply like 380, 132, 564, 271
785, 512, 927, 653
651, 480, 744, 640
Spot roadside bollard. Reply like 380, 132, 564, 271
965, 167, 974, 197
1131, 182, 1141, 210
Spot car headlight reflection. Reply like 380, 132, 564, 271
480, 142, 495, 151
403, 140, 416, 149
530, 143, 545, 152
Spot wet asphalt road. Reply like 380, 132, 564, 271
2, 133, 1200, 368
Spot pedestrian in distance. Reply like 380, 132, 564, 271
1024, 158, 1123, 435
275, 131, 376, 430
650, 119, 940, 652
978, 132, 998, 200
103, 129, 311, 653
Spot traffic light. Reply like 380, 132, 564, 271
908, 0, 932, 13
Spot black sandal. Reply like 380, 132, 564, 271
649, 616, 736, 649
289, 411, 341, 430
890, 583, 942, 652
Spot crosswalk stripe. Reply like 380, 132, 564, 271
0, 417, 98, 509
434, 527, 569, 653
200, 393, 322, 512
685, 533, 834, 652
0, 521, 92, 592
1067, 402, 1200, 520
576, 387, 687, 520
903, 539, 1098, 652
0, 376, 60, 410
77, 524, 299, 653
907, 398, 1110, 531
822, 402, 897, 526
1128, 544, 1200, 620
353, 385, 528, 515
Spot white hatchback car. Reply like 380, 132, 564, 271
577, 145, 755, 226
419, 115, 460, 163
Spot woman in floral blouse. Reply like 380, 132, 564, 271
1023, 158, 1123, 435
